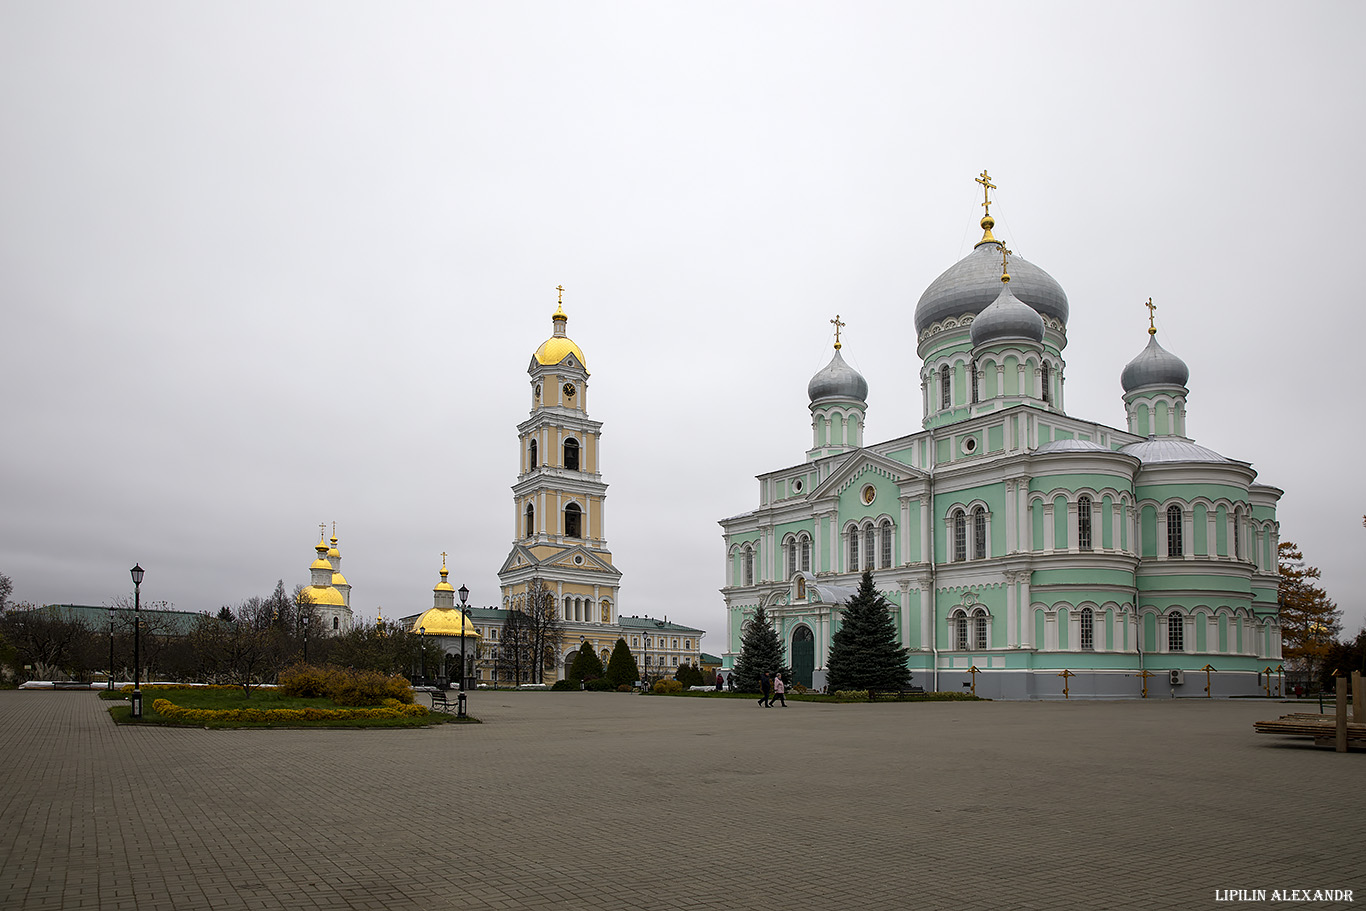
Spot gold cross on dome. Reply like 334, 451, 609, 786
1145, 297, 1157, 335
1000, 244, 1012, 279
976, 169, 996, 214
318, 522, 326, 540
440, 551, 448, 568
830, 314, 845, 350
556, 284, 565, 304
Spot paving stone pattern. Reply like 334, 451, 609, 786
0, 691, 1359, 911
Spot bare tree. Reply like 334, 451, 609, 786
524, 578, 564, 685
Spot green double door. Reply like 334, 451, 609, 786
791, 626, 814, 688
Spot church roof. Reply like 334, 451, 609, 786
915, 240, 1069, 334
1120, 438, 1228, 464
807, 347, 868, 404
533, 303, 589, 370
411, 607, 481, 638
1034, 439, 1114, 454
1121, 333, 1190, 392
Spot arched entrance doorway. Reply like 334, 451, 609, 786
791, 626, 815, 688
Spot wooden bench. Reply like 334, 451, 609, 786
430, 690, 454, 712
868, 686, 925, 702
1254, 713, 1366, 750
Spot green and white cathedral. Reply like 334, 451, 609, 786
719, 177, 1283, 699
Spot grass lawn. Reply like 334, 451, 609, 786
104, 687, 473, 729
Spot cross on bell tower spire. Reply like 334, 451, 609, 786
1146, 297, 1158, 335
975, 169, 999, 245
830, 314, 846, 350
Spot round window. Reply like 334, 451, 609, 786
861, 485, 876, 505
964, 437, 978, 453
793, 479, 804, 493
573, 555, 584, 565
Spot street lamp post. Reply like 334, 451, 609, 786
130, 564, 144, 718
108, 607, 115, 691
457, 584, 471, 717
419, 626, 426, 685
302, 611, 309, 664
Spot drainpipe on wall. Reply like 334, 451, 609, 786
928, 428, 939, 693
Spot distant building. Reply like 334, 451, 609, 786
719, 175, 1283, 698
298, 527, 354, 634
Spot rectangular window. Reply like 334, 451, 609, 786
973, 511, 986, 560
1078, 497, 1093, 550
1080, 611, 1094, 650
880, 525, 892, 568
953, 515, 967, 562
800, 538, 810, 572
955, 617, 968, 650
849, 534, 859, 572
1167, 506, 1184, 557
787, 544, 796, 579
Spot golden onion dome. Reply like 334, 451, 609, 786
434, 580, 455, 593
533, 336, 588, 369
332, 572, 349, 587
328, 534, 340, 558
411, 607, 481, 638
310, 557, 333, 571
302, 585, 346, 607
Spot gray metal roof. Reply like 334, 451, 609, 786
915, 241, 1069, 334
1034, 439, 1114, 454
970, 282, 1045, 347
1120, 438, 1228, 463
1120, 334, 1190, 392
807, 348, 868, 404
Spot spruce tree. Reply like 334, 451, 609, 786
733, 605, 789, 693
569, 642, 605, 681
604, 638, 639, 688
826, 571, 911, 692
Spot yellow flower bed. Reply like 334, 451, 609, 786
151, 697, 429, 724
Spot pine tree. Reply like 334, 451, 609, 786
826, 571, 911, 692
604, 638, 639, 688
1278, 542, 1341, 680
569, 641, 605, 681
733, 605, 789, 693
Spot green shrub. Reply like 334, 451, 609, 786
279, 663, 330, 698
617, 684, 634, 692
833, 689, 870, 702
586, 677, 616, 692
652, 678, 683, 694
551, 679, 579, 691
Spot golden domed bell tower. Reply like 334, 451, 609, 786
498, 288, 622, 667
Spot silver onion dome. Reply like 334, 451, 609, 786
915, 241, 1069, 334
970, 281, 1045, 347
807, 348, 869, 403
1120, 334, 1190, 392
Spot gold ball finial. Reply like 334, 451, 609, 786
1145, 297, 1158, 335
830, 314, 846, 350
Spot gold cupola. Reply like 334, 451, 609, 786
532, 286, 589, 371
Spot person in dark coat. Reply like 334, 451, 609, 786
715, 673, 724, 691
759, 672, 772, 707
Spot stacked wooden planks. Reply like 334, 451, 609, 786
1254, 713, 1366, 749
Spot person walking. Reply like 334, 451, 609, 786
771, 673, 787, 707
759, 672, 772, 707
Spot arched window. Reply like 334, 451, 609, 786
1078, 496, 1093, 550
973, 507, 987, 560
528, 439, 538, 469
1168, 611, 1185, 651
1233, 509, 1242, 559
563, 596, 572, 621
601, 602, 611, 623
880, 520, 893, 568
972, 608, 988, 650
1166, 505, 1183, 557
565, 503, 582, 538
953, 510, 967, 562
743, 547, 753, 586
332, 616, 339, 630
848, 531, 859, 572
525, 502, 535, 538
1080, 607, 1094, 650
786, 539, 797, 580
563, 438, 580, 471
1041, 362, 1051, 403
952, 610, 968, 650
970, 359, 979, 404
799, 535, 811, 572
940, 364, 952, 409
863, 526, 875, 569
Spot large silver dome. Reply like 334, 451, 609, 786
915, 241, 1069, 334
1121, 438, 1226, 463
970, 281, 1045, 347
807, 348, 868, 404
1120, 334, 1189, 392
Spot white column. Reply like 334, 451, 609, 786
919, 586, 932, 652
920, 498, 931, 563
1043, 504, 1055, 551
900, 497, 912, 565
1019, 577, 1033, 648
898, 581, 912, 649
1066, 501, 1078, 553
1005, 573, 1018, 647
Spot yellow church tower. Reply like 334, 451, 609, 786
498, 288, 623, 658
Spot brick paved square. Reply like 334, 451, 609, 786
0, 691, 1358, 910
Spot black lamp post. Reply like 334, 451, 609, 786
419, 626, 426, 685
457, 584, 470, 717
301, 610, 309, 664
642, 632, 649, 688
107, 607, 115, 691
130, 564, 144, 718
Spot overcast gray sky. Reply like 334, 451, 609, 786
3, 2, 1363, 644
